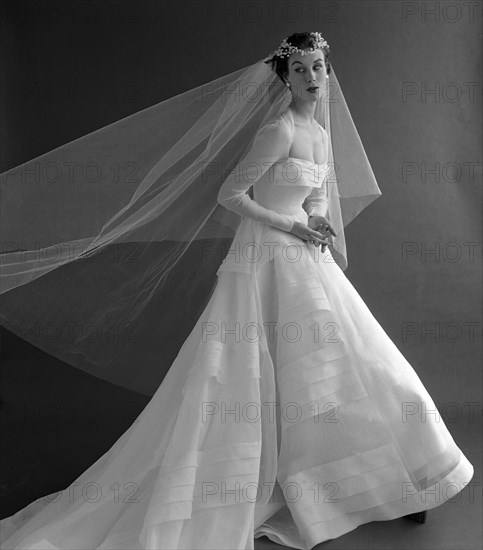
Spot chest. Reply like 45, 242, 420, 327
288, 122, 326, 164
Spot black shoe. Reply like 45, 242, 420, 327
404, 510, 427, 523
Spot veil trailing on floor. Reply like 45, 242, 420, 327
0, 52, 381, 396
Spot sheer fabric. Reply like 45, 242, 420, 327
2, 49, 472, 550
217, 108, 331, 229
0, 61, 381, 396
0, 152, 474, 547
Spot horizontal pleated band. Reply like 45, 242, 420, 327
143, 441, 262, 525
277, 339, 347, 375
182, 338, 262, 391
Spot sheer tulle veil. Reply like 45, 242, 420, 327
0, 35, 381, 396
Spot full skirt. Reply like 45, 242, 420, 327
0, 217, 474, 549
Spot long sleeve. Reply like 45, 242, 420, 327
217, 120, 295, 232
303, 185, 329, 218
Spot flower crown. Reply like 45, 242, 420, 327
264, 32, 329, 63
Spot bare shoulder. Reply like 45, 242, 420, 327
257, 114, 291, 142
316, 121, 328, 138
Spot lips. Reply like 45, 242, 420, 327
306, 86, 319, 92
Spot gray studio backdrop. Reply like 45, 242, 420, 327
1, 0, 481, 521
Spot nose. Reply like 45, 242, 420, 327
306, 68, 317, 83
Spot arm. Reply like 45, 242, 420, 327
303, 126, 330, 219
303, 185, 329, 219
303, 183, 337, 244
217, 119, 295, 232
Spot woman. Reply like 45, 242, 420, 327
0, 32, 474, 550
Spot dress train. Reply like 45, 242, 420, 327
0, 214, 474, 549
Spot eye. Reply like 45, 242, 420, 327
295, 64, 324, 73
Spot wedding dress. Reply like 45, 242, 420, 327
0, 106, 474, 550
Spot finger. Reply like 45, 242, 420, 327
312, 240, 330, 247
318, 223, 336, 237
308, 230, 329, 244
319, 227, 335, 239
308, 229, 324, 238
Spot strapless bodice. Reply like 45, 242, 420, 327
252, 157, 329, 217
270, 157, 330, 187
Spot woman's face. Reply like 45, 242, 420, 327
284, 48, 327, 103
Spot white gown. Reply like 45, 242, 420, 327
0, 109, 474, 550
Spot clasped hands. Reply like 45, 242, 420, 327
289, 215, 337, 253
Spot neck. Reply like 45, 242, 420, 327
288, 100, 317, 125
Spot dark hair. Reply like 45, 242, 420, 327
265, 32, 331, 85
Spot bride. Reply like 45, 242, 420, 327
0, 32, 474, 550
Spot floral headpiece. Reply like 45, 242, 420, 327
264, 32, 329, 63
